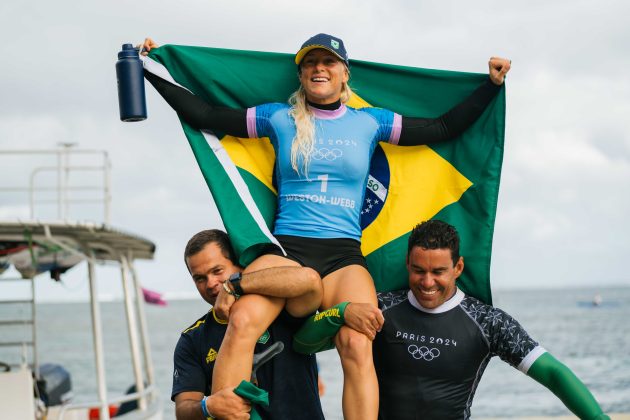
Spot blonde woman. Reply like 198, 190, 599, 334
143, 33, 510, 420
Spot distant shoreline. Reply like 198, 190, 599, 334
5, 284, 628, 304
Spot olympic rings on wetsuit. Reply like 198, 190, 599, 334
407, 344, 441, 361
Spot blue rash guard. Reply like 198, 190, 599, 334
247, 103, 401, 241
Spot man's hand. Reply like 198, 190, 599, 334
206, 388, 251, 420
213, 284, 237, 321
343, 302, 384, 340
138, 37, 159, 56
488, 56, 511, 85
175, 389, 250, 420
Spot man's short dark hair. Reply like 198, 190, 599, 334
408, 220, 460, 265
184, 229, 239, 270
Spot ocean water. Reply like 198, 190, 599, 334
1, 286, 628, 419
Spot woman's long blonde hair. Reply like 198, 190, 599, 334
288, 73, 353, 177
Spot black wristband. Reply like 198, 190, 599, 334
229, 272, 245, 296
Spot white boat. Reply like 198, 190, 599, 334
0, 147, 162, 420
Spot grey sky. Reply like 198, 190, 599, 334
1, 0, 629, 301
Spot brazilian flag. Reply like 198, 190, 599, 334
145, 45, 505, 304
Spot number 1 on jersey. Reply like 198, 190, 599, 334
317, 174, 329, 193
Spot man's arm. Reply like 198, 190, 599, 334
214, 266, 322, 319
527, 352, 609, 420
480, 302, 608, 419
172, 333, 250, 419
175, 390, 250, 420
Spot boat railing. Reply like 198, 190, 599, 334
0, 145, 112, 223
56, 384, 159, 420
0, 276, 38, 375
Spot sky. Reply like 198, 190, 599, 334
1, 0, 629, 301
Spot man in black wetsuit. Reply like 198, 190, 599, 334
173, 229, 324, 419
372, 220, 609, 420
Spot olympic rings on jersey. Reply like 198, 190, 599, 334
407, 344, 440, 361
312, 148, 343, 161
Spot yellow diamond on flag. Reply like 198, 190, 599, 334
360, 143, 472, 256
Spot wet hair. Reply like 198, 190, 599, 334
183, 229, 239, 271
288, 64, 353, 177
408, 220, 460, 265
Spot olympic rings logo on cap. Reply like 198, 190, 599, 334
408, 344, 441, 361
313, 148, 343, 161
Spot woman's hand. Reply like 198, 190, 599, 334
488, 57, 511, 85
138, 37, 159, 56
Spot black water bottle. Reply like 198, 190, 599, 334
116, 43, 147, 122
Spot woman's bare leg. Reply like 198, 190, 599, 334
211, 254, 300, 393
322, 265, 379, 420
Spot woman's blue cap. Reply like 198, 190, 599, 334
295, 33, 349, 66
